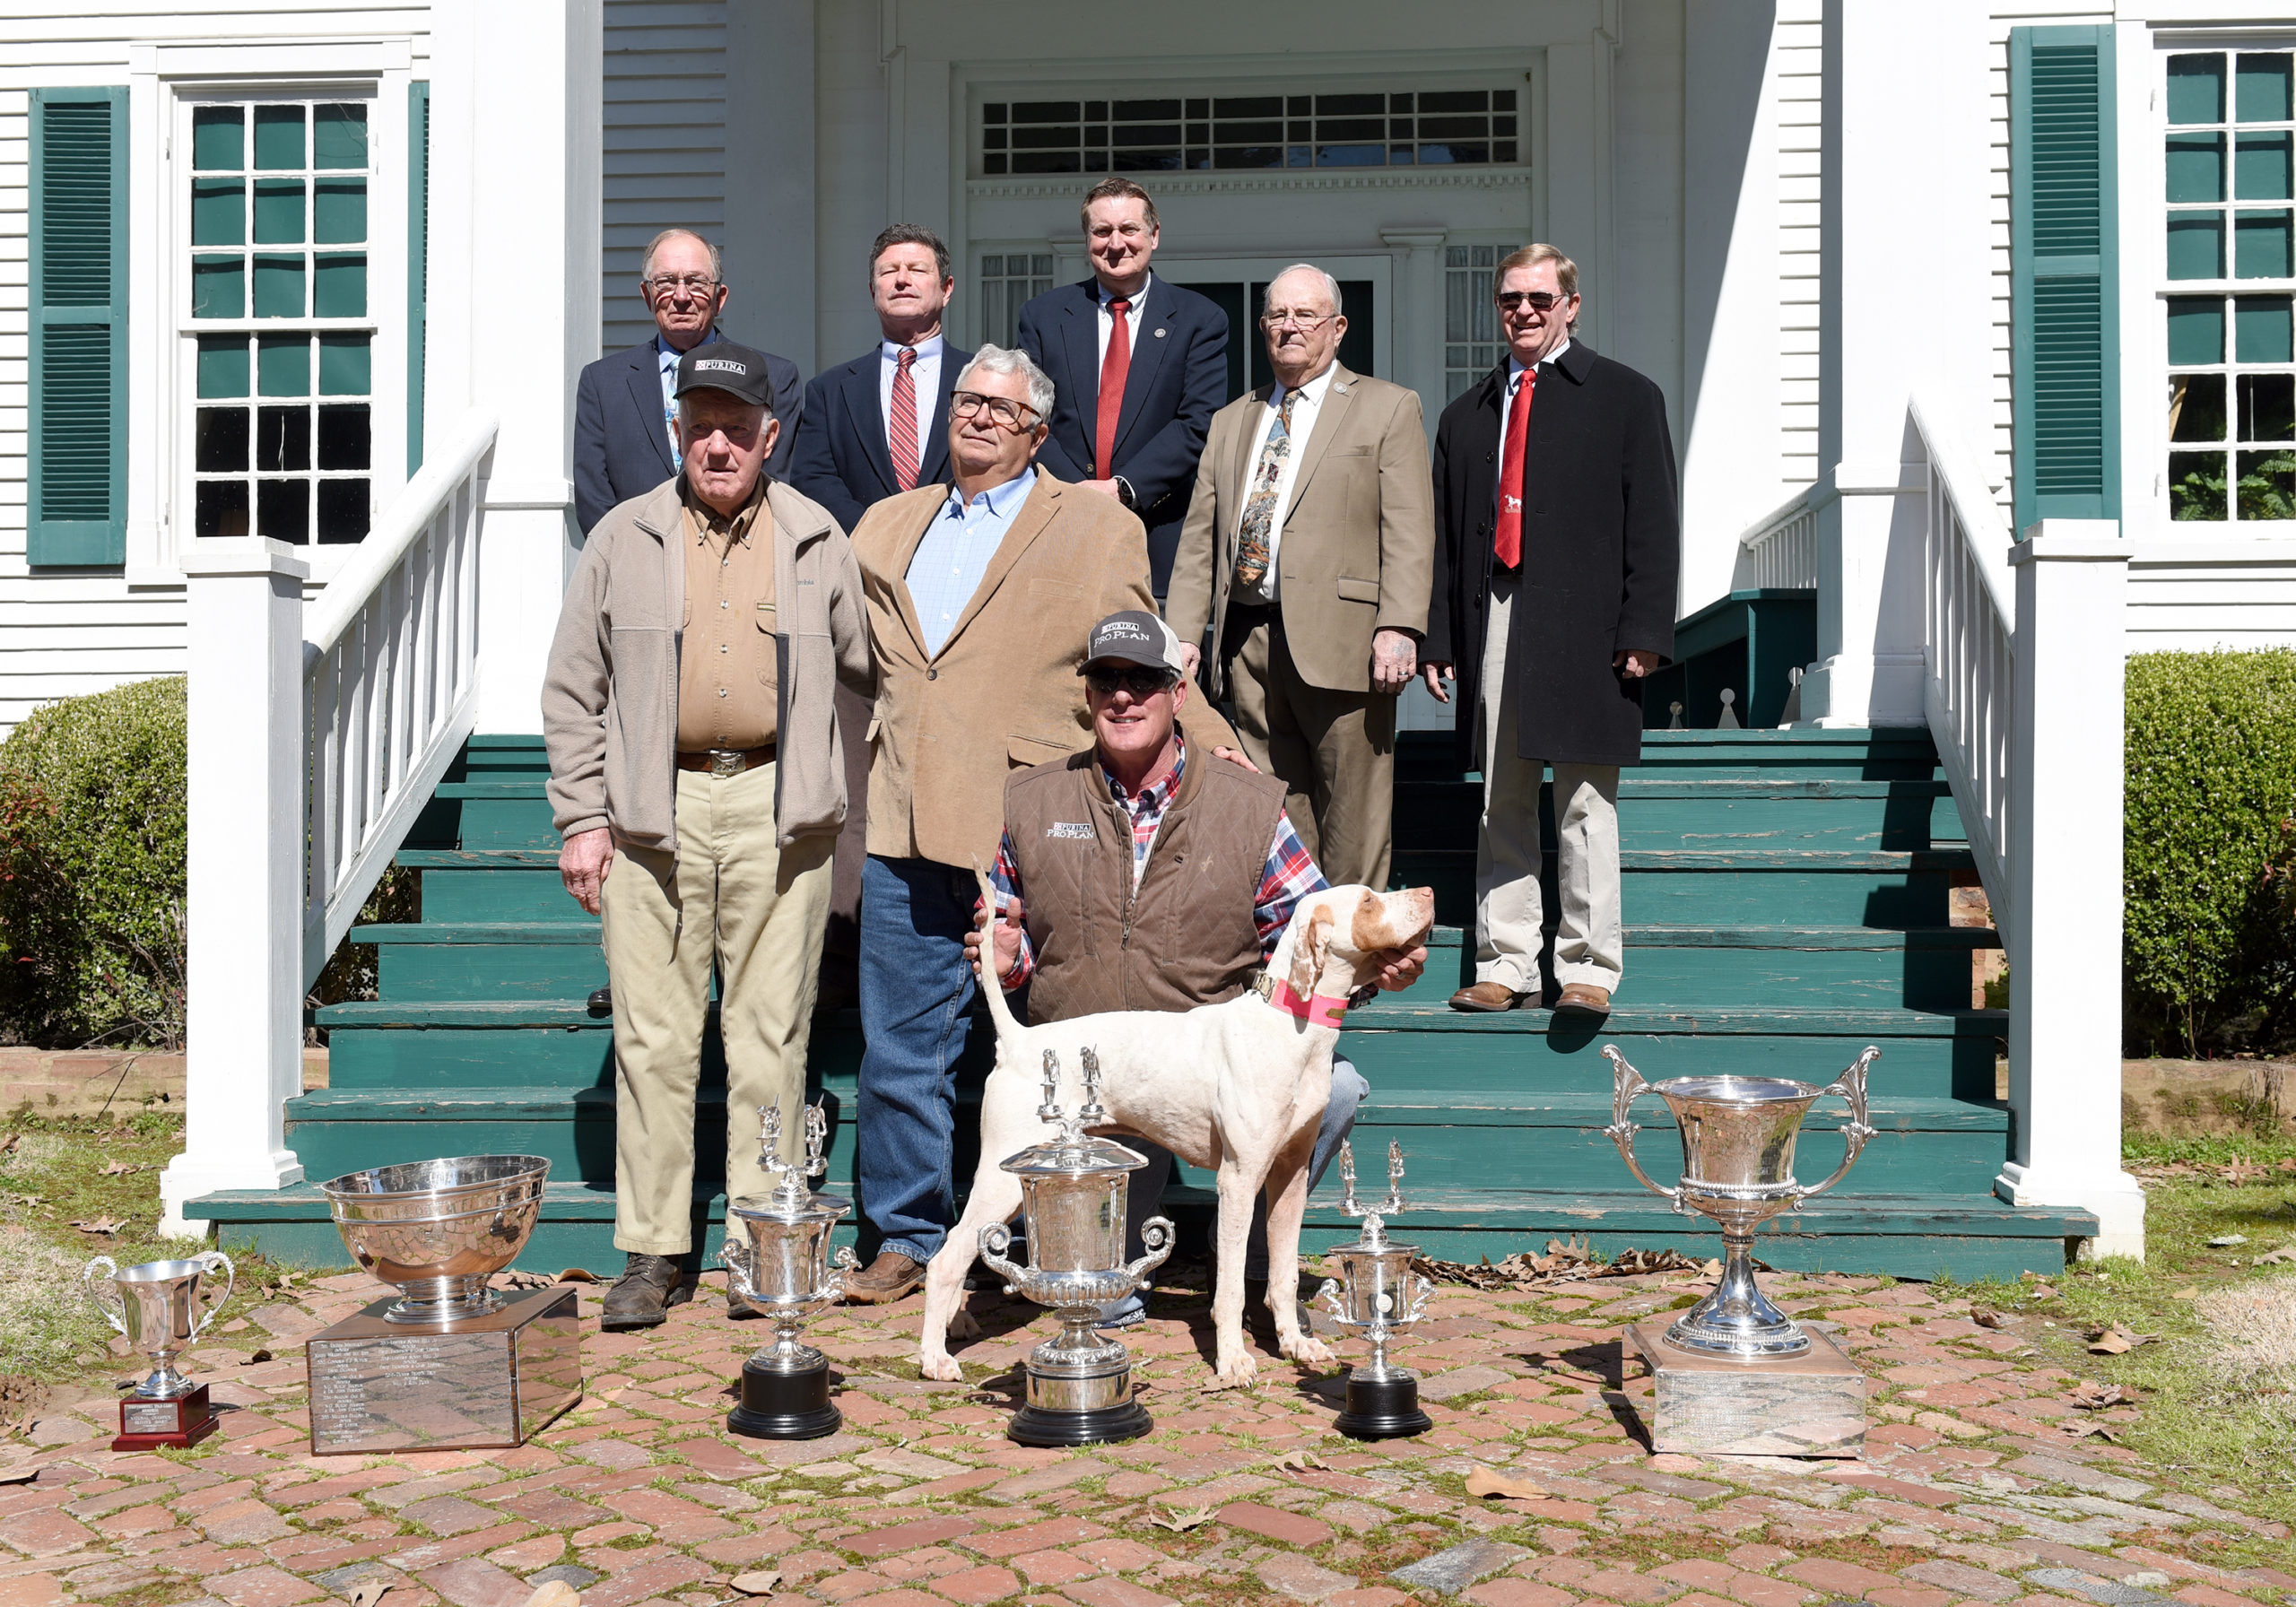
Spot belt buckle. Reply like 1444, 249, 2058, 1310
708, 749, 744, 779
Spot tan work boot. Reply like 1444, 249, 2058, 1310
1554, 983, 1613, 1016
843, 1250, 925, 1305
1448, 980, 1526, 1012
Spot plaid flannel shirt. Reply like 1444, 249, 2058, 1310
985, 737, 1325, 989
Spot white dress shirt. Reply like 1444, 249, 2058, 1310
1232, 364, 1337, 604
1492, 338, 1572, 519
878, 332, 945, 447
1095, 274, 1152, 368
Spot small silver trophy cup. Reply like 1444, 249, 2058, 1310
83, 1252, 235, 1448
1604, 1045, 1880, 1357
979, 1048, 1172, 1446
1313, 1141, 1434, 1438
722, 1100, 859, 1439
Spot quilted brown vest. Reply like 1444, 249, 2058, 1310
1000, 744, 1289, 1025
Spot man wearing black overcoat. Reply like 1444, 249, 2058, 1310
1422, 244, 1679, 1017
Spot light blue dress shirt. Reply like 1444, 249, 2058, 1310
656, 326, 723, 468
907, 468, 1037, 657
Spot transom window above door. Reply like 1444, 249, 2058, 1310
187, 98, 375, 545
980, 88, 1518, 176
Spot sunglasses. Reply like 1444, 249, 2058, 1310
1084, 666, 1178, 696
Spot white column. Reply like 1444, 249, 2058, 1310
1380, 229, 1447, 435
1996, 522, 2144, 1260
160, 540, 312, 1238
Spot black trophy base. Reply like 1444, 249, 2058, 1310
1008, 1397, 1153, 1446
1335, 1372, 1431, 1440
726, 1357, 841, 1440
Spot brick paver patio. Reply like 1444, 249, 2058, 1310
4, 1264, 2290, 1607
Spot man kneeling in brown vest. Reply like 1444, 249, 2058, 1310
964, 610, 1424, 1326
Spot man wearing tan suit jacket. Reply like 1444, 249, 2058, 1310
841, 343, 1237, 1302
1166, 265, 1436, 892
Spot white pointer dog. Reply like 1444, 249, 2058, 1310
917, 873, 1437, 1386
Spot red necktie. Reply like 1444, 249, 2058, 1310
1493, 366, 1534, 569
889, 346, 920, 491
1096, 298, 1132, 479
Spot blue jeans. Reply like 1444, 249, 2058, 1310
856, 855, 979, 1263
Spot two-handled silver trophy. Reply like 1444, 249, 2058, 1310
722, 1100, 860, 1439
979, 1048, 1172, 1446
1603, 1045, 1879, 1357
83, 1251, 235, 1449
1313, 1141, 1434, 1438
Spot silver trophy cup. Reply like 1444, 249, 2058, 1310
318, 1154, 551, 1323
1313, 1141, 1434, 1438
1604, 1045, 1880, 1357
721, 1100, 859, 1439
978, 1048, 1172, 1446
84, 1252, 234, 1446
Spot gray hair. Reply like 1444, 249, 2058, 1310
1264, 264, 1343, 317
955, 343, 1055, 423
639, 228, 724, 286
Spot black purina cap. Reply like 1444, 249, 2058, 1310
1080, 610, 1186, 676
675, 341, 776, 408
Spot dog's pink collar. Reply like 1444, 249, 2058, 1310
1254, 972, 1348, 1028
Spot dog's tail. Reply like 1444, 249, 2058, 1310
970, 861, 1029, 1054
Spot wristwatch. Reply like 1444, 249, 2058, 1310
1114, 475, 1136, 509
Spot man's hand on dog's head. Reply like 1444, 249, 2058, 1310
963, 895, 1026, 983
1372, 945, 1428, 993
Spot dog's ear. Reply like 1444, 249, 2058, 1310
1289, 903, 1335, 995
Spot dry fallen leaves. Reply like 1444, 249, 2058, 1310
2256, 1247, 2296, 1265
1970, 1306, 2007, 1329
727, 1571, 780, 1596
1274, 1448, 1326, 1472
348, 1581, 391, 1607
522, 1583, 583, 1607
557, 1267, 600, 1283
1412, 1237, 1702, 1291
2061, 1419, 2118, 1441
1465, 1464, 1550, 1502
2084, 1324, 2157, 1355
2067, 1379, 2133, 1410
69, 1217, 124, 1236
1148, 1505, 1215, 1533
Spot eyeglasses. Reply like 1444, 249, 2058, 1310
1084, 666, 1177, 696
950, 391, 1042, 430
1260, 311, 1335, 333
645, 274, 719, 298
1495, 290, 1569, 314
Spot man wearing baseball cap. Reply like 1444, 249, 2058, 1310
964, 610, 1425, 1327
544, 340, 872, 1329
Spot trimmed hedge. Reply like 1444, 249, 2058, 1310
2125, 649, 2296, 1055
0, 677, 187, 1049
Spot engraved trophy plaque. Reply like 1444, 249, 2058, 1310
306, 1154, 580, 1455
722, 1101, 858, 1439
1313, 1142, 1435, 1439
84, 1252, 234, 1449
978, 1049, 1172, 1446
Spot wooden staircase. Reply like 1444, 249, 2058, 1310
191, 726, 2094, 1276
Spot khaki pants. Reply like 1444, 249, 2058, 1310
601, 761, 833, 1255
1223, 612, 1395, 890
1476, 574, 1623, 995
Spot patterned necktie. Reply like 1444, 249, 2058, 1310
1493, 366, 1535, 568
889, 346, 920, 491
1231, 389, 1298, 593
1096, 298, 1132, 479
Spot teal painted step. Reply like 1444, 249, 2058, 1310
190, 1178, 2092, 1281
1628, 729, 1950, 780
1393, 849, 1966, 929
361, 921, 606, 1000
1395, 778, 1966, 855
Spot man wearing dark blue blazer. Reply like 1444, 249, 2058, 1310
574, 228, 803, 536
1017, 178, 1227, 595
790, 226, 972, 534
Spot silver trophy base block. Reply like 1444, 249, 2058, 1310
307, 1285, 582, 1455
1625, 1320, 1866, 1458
1008, 1325, 1151, 1446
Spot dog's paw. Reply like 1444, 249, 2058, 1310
1281, 1330, 1335, 1368
919, 1351, 964, 1383
1209, 1351, 1260, 1390
948, 1307, 982, 1341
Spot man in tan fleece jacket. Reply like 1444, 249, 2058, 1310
543, 342, 873, 1331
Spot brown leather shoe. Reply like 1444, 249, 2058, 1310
1554, 983, 1613, 1016
843, 1250, 925, 1305
1448, 980, 1526, 1012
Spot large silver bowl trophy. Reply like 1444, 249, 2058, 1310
979, 1048, 1173, 1446
1602, 1045, 1879, 1357
1312, 1141, 1434, 1438
721, 1100, 859, 1439
83, 1251, 235, 1448
306, 1154, 579, 1455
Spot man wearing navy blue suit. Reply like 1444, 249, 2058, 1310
573, 228, 804, 536
1016, 178, 1227, 595
790, 226, 972, 534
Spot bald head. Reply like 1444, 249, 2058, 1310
1261, 264, 1348, 389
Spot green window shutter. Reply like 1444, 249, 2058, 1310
408, 81, 429, 476
29, 87, 128, 567
2011, 25, 2121, 533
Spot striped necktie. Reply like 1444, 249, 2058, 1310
889, 346, 921, 491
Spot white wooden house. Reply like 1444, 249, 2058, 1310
6, 0, 2283, 1265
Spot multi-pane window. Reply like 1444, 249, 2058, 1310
2164, 49, 2296, 521
981, 89, 1518, 177
187, 99, 374, 543
979, 253, 1053, 351
1445, 245, 1504, 400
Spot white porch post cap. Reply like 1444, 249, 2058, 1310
179, 536, 312, 581
2012, 519, 2126, 561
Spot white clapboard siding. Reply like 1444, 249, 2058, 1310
2128, 554, 2296, 647
601, 0, 726, 357
1776, 0, 1822, 491
0, 8, 430, 739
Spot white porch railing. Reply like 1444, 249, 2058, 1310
1906, 395, 2016, 947
1732, 491, 1820, 590
301, 413, 498, 986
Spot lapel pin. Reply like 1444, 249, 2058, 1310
1154, 327, 1167, 339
